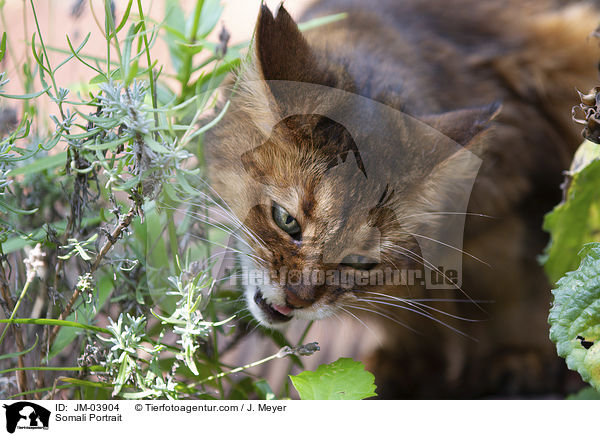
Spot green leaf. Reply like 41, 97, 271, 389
0, 335, 38, 361
164, 0, 186, 71
289, 357, 377, 400
120, 390, 157, 399
113, 355, 133, 396
0, 318, 110, 335
542, 140, 600, 283
115, 0, 134, 33
196, 0, 223, 39
567, 386, 600, 400
0, 365, 104, 375
298, 12, 347, 32
74, 243, 92, 261
254, 379, 276, 400
0, 86, 50, 100
549, 243, 600, 391
2, 216, 102, 254
0, 32, 6, 63
8, 151, 66, 176
89, 68, 120, 85
122, 22, 143, 85
7, 383, 79, 399
60, 377, 113, 389
65, 34, 104, 76
0, 200, 38, 215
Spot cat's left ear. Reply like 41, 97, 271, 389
420, 101, 502, 151
254, 4, 340, 87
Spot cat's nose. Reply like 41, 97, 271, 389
284, 286, 315, 309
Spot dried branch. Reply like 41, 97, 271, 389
45, 207, 137, 354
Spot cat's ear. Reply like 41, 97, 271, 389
254, 4, 332, 85
421, 101, 502, 151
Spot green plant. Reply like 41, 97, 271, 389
290, 358, 377, 400
548, 243, 600, 391
544, 137, 600, 394
0, 0, 367, 401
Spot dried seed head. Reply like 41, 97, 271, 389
276, 341, 320, 358
295, 342, 320, 356
573, 87, 600, 144
217, 25, 231, 58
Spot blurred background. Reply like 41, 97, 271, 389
2, 0, 309, 109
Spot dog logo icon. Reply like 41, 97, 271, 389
3, 402, 50, 433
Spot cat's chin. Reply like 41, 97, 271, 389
246, 287, 294, 328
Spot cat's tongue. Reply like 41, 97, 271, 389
272, 304, 292, 316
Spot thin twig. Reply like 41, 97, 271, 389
46, 207, 136, 353
189, 342, 320, 389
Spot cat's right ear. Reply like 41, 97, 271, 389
254, 4, 335, 86
420, 101, 502, 153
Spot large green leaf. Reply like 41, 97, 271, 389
542, 140, 600, 284
289, 357, 377, 400
549, 243, 600, 391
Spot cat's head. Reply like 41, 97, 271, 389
204, 5, 499, 327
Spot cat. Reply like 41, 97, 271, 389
204, 0, 600, 398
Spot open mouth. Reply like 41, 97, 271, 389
253, 288, 293, 323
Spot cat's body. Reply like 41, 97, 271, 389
205, 0, 600, 397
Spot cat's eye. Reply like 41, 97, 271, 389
340, 254, 378, 270
272, 203, 301, 240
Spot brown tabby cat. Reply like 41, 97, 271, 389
204, 0, 600, 398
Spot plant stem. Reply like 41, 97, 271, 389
0, 260, 29, 396
136, 0, 159, 127
0, 278, 33, 347
8, 383, 77, 400
192, 352, 281, 387
28, 0, 65, 119
0, 365, 105, 375
279, 320, 314, 397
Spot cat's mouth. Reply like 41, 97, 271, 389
253, 288, 293, 324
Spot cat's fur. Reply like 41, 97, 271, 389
205, 0, 600, 398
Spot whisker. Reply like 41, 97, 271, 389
185, 188, 268, 249
338, 306, 383, 347
399, 211, 495, 220
354, 292, 493, 304
159, 181, 267, 250
344, 303, 419, 334
397, 230, 489, 267
353, 298, 476, 340
164, 206, 258, 252
182, 201, 267, 250
186, 233, 267, 266
356, 297, 483, 322
384, 245, 484, 313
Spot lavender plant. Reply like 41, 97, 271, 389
0, 0, 330, 401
